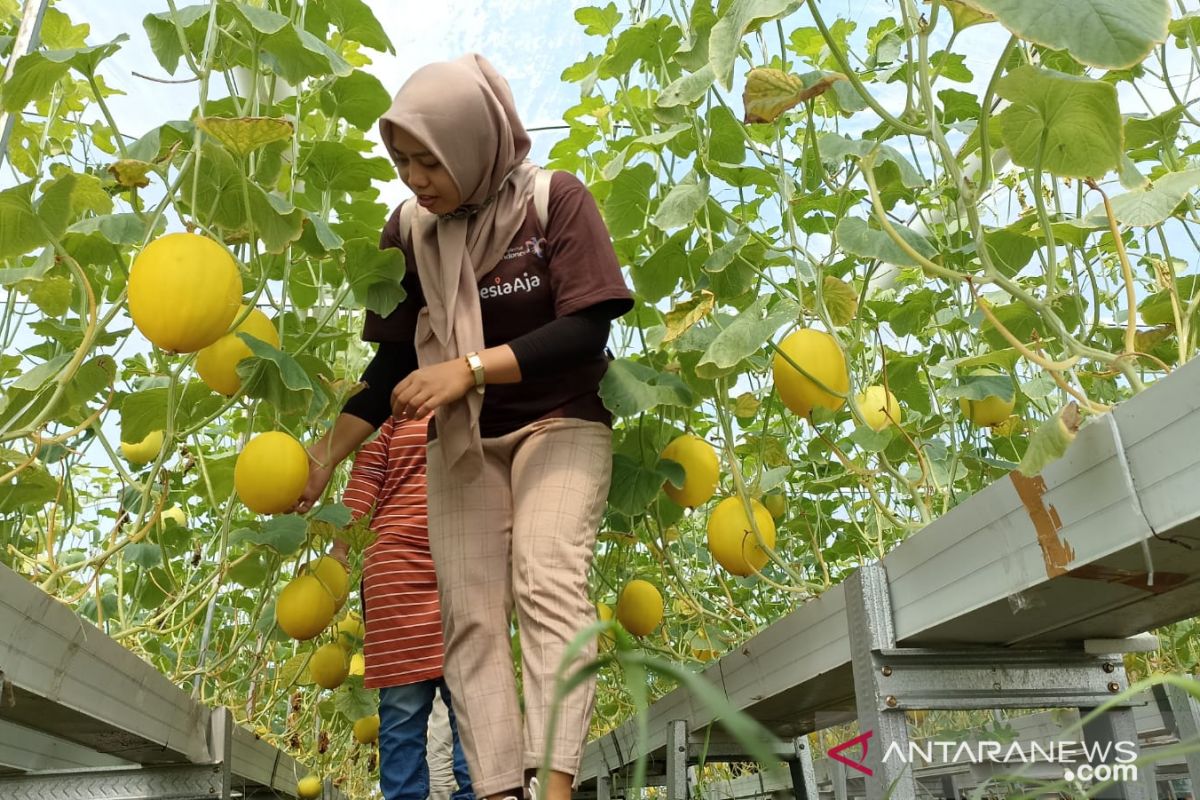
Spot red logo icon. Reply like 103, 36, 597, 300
828, 730, 874, 776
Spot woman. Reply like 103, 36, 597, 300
297, 54, 631, 800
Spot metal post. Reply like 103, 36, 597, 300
666, 720, 688, 800
0, 0, 50, 170
845, 562, 917, 800
1080, 705, 1151, 800
789, 735, 817, 800
940, 773, 959, 799
597, 773, 612, 800
1162, 678, 1200, 794
833, 760, 848, 800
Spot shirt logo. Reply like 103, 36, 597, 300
480, 271, 543, 300
502, 236, 547, 261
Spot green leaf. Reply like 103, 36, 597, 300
343, 238, 406, 317
816, 134, 924, 188
957, 0, 1169, 69
233, 6, 352, 84
577, 3, 622, 36
704, 229, 751, 273
333, 684, 378, 723
1086, 168, 1200, 227
996, 66, 1122, 178
602, 163, 655, 238
697, 296, 799, 378
197, 116, 294, 158
66, 213, 150, 245
943, 373, 1015, 403
599, 359, 694, 417
1124, 106, 1183, 152
323, 0, 394, 53
301, 141, 395, 193
609, 453, 673, 517
836, 216, 937, 267
600, 16, 682, 79
231, 515, 308, 556
142, 4, 209, 75
119, 382, 225, 444
1, 51, 70, 111
708, 0, 804, 89
236, 335, 326, 419
124, 542, 163, 570
658, 64, 716, 108
1139, 275, 1200, 326
0, 462, 57, 513
312, 502, 352, 528
707, 105, 746, 164
320, 69, 391, 129
652, 172, 709, 231
1018, 404, 1082, 477
634, 232, 688, 302
0, 182, 45, 260
983, 229, 1038, 278
20, 275, 72, 316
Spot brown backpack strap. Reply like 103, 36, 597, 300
397, 197, 417, 248
533, 168, 553, 230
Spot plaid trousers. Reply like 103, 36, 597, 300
426, 417, 612, 797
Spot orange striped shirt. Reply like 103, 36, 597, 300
342, 416, 443, 688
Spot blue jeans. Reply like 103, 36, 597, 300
378, 678, 474, 800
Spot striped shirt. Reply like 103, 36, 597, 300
342, 416, 443, 688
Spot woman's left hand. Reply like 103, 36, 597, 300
391, 358, 475, 420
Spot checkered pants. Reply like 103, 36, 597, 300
426, 417, 612, 797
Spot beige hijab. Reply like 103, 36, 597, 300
378, 54, 538, 476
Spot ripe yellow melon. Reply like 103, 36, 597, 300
958, 370, 1017, 427
349, 652, 365, 677
772, 329, 849, 417
691, 630, 720, 661
195, 305, 280, 396
353, 714, 380, 744
235, 431, 309, 514
275, 575, 336, 640
707, 497, 776, 577
309, 642, 350, 690
336, 612, 364, 647
858, 385, 902, 432
308, 557, 349, 612
297, 774, 322, 799
128, 233, 242, 353
615, 580, 663, 638
660, 434, 719, 508
121, 429, 164, 465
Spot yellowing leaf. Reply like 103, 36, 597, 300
109, 159, 155, 188
742, 68, 845, 124
663, 291, 716, 345
1017, 403, 1082, 476
945, 0, 995, 30
196, 116, 294, 158
733, 392, 761, 418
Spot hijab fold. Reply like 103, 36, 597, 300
379, 54, 538, 476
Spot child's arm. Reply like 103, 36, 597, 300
334, 420, 392, 560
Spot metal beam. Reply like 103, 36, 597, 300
0, 763, 226, 800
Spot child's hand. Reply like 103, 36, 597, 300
292, 447, 335, 514
329, 538, 350, 567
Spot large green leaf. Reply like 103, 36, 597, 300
599, 359, 694, 417
602, 163, 655, 238
577, 3, 623, 37
698, 296, 799, 378
652, 172, 709, 231
320, 69, 392, 129
996, 66, 1123, 178
958, 0, 1169, 69
119, 382, 226, 444
1086, 168, 1200, 227
836, 216, 937, 267
708, 0, 804, 89
236, 336, 327, 419
609, 453, 675, 517
634, 232, 689, 302
142, 4, 209, 75
658, 63, 716, 108
816, 134, 925, 188
0, 183, 44, 260
230, 515, 307, 556
343, 238, 406, 318
301, 141, 395, 193
322, 0, 394, 54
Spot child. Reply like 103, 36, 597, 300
338, 415, 474, 800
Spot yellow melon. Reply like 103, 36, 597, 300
309, 642, 350, 690
772, 329, 849, 417
857, 385, 902, 432
660, 434, 720, 508
275, 575, 336, 640
128, 233, 242, 353
195, 305, 280, 396
121, 429, 164, 465
235, 431, 309, 514
615, 580, 663, 638
352, 714, 380, 744
707, 497, 775, 577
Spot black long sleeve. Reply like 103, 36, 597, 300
507, 303, 616, 381
341, 340, 419, 428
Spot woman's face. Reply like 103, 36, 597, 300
389, 127, 463, 215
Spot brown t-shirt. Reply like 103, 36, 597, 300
362, 171, 633, 438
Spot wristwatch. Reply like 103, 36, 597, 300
464, 351, 485, 394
